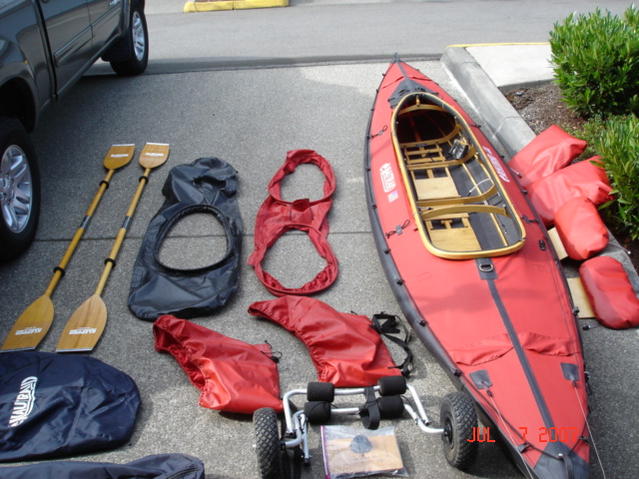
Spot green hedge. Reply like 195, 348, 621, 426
587, 114, 639, 239
550, 6, 639, 118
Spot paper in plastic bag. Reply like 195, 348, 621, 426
321, 425, 407, 479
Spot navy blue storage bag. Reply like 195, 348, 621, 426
0, 351, 140, 462
0, 454, 204, 479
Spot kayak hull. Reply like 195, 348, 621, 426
365, 60, 590, 479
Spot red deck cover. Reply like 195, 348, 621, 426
555, 197, 609, 260
528, 157, 613, 225
248, 296, 401, 387
248, 149, 338, 296
579, 256, 639, 329
153, 315, 282, 413
509, 125, 587, 187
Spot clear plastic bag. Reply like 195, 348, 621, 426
321, 425, 408, 479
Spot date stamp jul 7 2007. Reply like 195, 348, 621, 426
467, 426, 580, 443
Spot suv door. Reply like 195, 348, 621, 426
37, 0, 92, 95
87, 0, 123, 54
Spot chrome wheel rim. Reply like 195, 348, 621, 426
0, 145, 33, 233
132, 11, 146, 62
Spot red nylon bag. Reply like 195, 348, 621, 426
555, 197, 609, 260
248, 296, 401, 387
528, 157, 613, 225
153, 315, 282, 413
509, 125, 587, 187
579, 256, 639, 329
247, 149, 338, 296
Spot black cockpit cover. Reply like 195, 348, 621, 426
128, 157, 243, 320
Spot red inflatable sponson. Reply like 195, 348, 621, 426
248, 296, 401, 387
528, 156, 613, 225
580, 256, 639, 329
154, 315, 282, 413
248, 150, 339, 296
509, 125, 587, 187
555, 197, 609, 260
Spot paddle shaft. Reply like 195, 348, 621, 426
94, 167, 151, 296
43, 169, 115, 298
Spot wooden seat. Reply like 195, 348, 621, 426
413, 174, 458, 200
424, 213, 480, 251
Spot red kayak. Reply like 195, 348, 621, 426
365, 59, 590, 478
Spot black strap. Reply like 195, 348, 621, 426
560, 452, 575, 479
385, 219, 411, 238
263, 340, 282, 363
371, 313, 414, 377
359, 387, 381, 430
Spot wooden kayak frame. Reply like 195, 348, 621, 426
391, 92, 526, 260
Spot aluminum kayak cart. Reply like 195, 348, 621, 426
252, 376, 479, 478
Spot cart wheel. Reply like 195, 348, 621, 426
440, 392, 478, 471
304, 401, 332, 424
378, 376, 407, 396
253, 408, 282, 479
377, 395, 404, 419
307, 381, 335, 402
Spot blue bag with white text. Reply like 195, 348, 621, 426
0, 351, 140, 462
0, 454, 204, 479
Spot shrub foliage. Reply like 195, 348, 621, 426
588, 114, 639, 239
550, 6, 639, 118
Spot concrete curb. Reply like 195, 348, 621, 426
184, 0, 288, 12
442, 46, 534, 159
442, 45, 639, 296
465, 44, 554, 91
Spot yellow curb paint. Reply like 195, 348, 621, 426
234, 0, 288, 9
184, 1, 233, 12
184, 0, 288, 12
447, 42, 549, 48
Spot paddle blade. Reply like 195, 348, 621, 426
1, 295, 54, 351
103, 144, 136, 170
56, 295, 107, 353
139, 142, 170, 169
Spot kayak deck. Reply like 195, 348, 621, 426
392, 93, 526, 259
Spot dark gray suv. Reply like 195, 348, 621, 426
0, 0, 148, 260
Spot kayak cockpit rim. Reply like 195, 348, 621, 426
390, 92, 526, 260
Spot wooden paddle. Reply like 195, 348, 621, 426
1, 145, 136, 351
56, 143, 170, 353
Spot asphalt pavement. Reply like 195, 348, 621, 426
2, 2, 638, 479
130, 0, 632, 72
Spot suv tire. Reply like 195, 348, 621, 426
0, 117, 40, 261
109, 2, 149, 76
